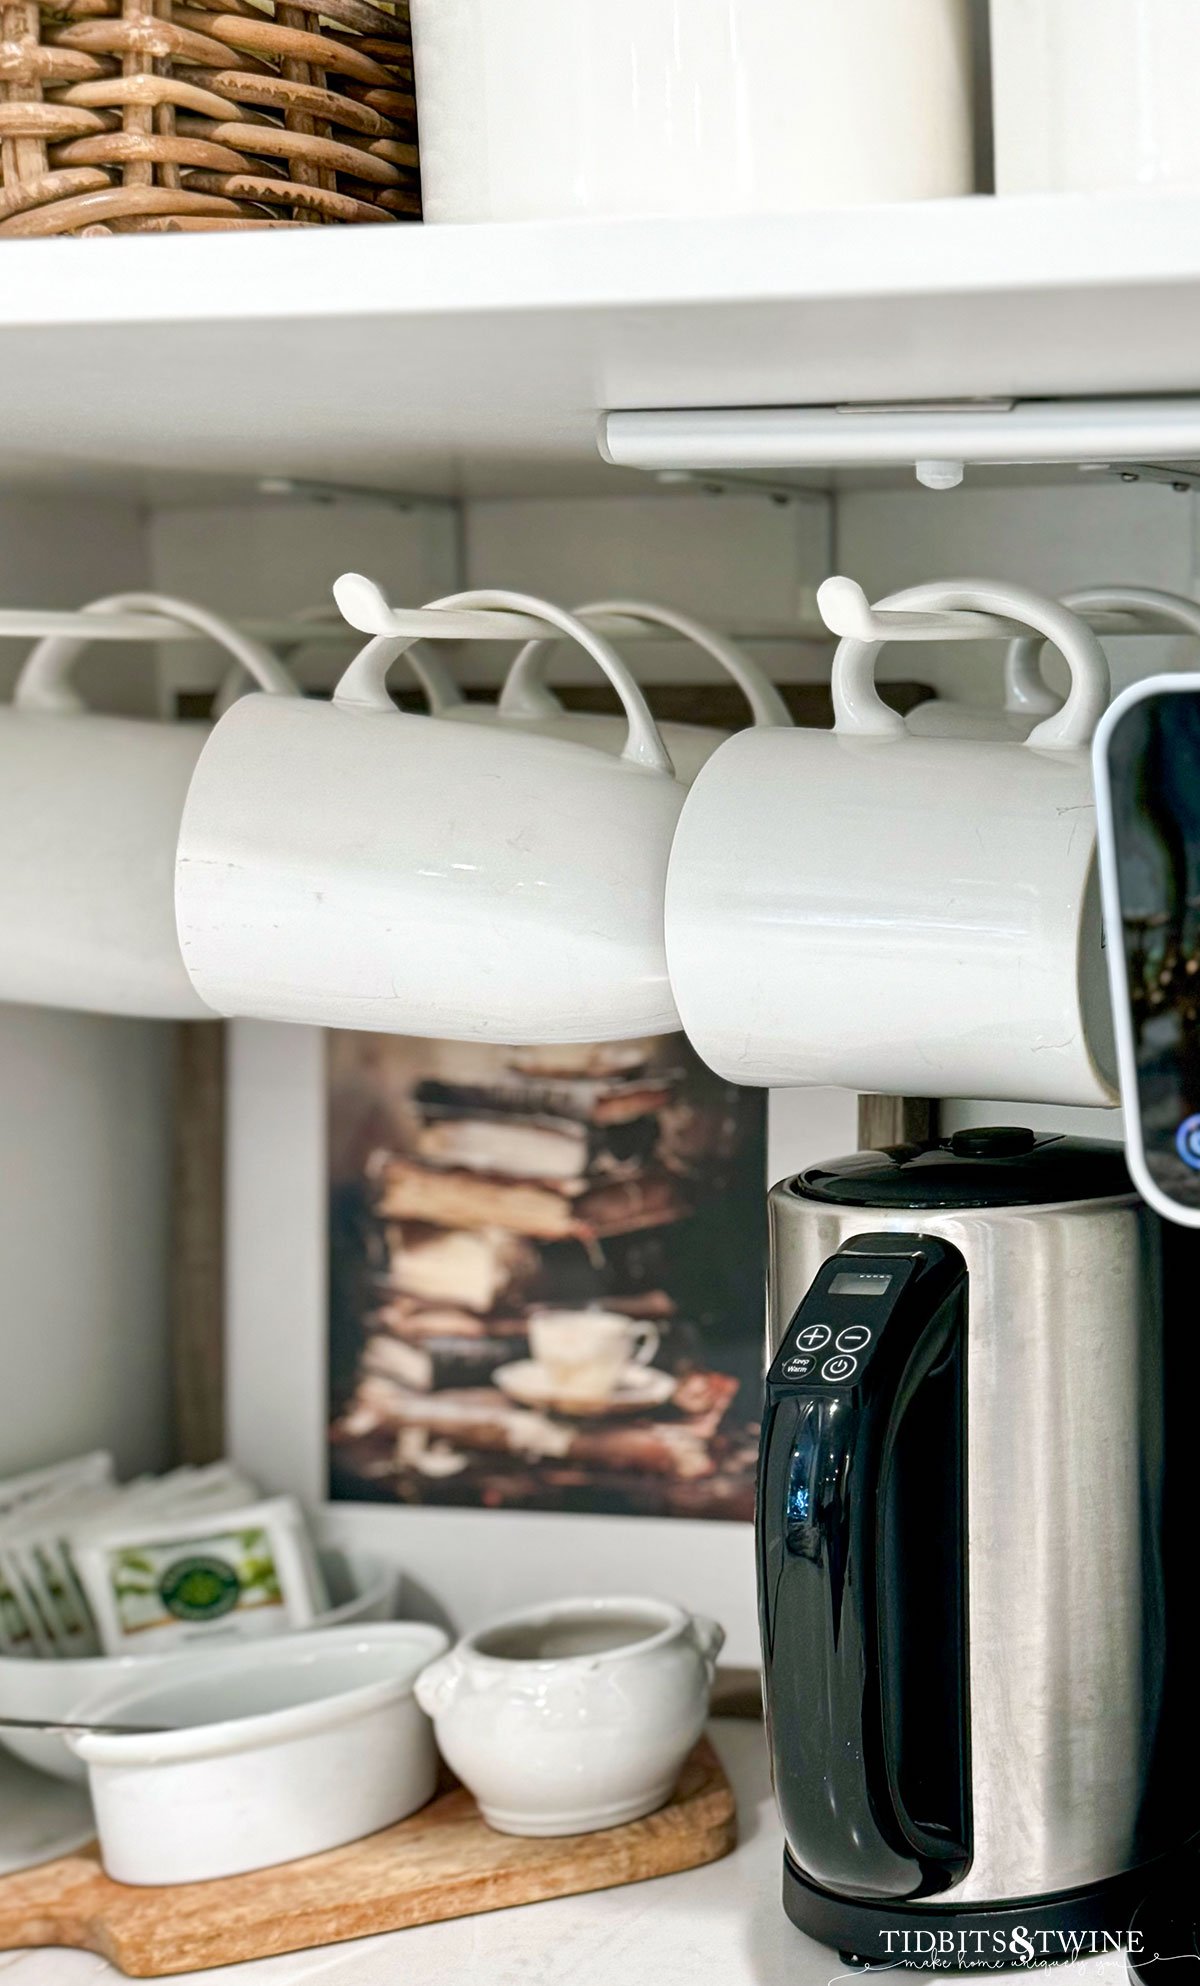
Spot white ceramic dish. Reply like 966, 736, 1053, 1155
411, 0, 973, 222
0, 1544, 401, 1783
0, 1745, 94, 1876
415, 1595, 722, 1837
69, 1621, 448, 1886
991, 0, 1200, 196
495, 1362, 677, 1418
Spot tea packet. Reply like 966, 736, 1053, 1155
73, 1495, 328, 1652
0, 1456, 267, 1656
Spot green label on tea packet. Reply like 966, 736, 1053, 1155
108, 1526, 284, 1634
159, 1554, 241, 1622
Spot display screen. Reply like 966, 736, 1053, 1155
829, 1271, 893, 1298
1100, 683, 1200, 1222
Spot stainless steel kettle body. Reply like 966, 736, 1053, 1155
759, 1130, 1187, 1965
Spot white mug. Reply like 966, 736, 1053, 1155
424, 596, 792, 784
528, 1308, 660, 1400
175, 589, 686, 1042
665, 578, 1119, 1107
0, 593, 296, 1020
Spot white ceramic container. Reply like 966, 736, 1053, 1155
414, 1595, 723, 1837
0, 1546, 401, 1783
422, 597, 793, 787
69, 1622, 448, 1885
992, 0, 1200, 196
175, 591, 687, 1043
411, 0, 974, 223
665, 578, 1119, 1107
0, 593, 297, 1020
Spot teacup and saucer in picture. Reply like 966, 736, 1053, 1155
496, 1308, 676, 1418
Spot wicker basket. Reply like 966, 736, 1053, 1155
0, 0, 419, 233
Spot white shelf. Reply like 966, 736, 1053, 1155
5, 189, 1200, 495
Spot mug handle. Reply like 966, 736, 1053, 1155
631, 1322, 660, 1366
332, 578, 677, 777
1001, 583, 1200, 720
999, 636, 1064, 719
330, 633, 474, 717
14, 591, 299, 715
499, 599, 794, 731
830, 577, 1111, 752
280, 605, 466, 716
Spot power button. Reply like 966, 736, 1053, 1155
1177, 1115, 1200, 1171
822, 1354, 858, 1383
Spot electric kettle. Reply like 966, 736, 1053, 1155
759, 1128, 1196, 1967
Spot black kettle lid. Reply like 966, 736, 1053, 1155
789, 1126, 1132, 1212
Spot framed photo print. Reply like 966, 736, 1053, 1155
225, 1022, 814, 1664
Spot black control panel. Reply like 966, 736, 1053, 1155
758, 1230, 971, 1909
768, 1249, 920, 1391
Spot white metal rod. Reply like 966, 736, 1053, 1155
251, 612, 834, 645
0, 608, 197, 641
815, 576, 1193, 647
602, 396, 1200, 473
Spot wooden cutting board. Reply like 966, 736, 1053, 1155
0, 1739, 735, 1978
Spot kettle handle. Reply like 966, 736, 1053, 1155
757, 1234, 971, 1901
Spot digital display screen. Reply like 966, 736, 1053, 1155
829, 1271, 893, 1298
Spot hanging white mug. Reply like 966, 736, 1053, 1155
175, 589, 686, 1043
427, 596, 792, 782
665, 578, 1119, 1107
0, 593, 297, 1020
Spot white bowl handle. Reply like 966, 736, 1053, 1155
686, 1614, 726, 1684
332, 580, 676, 778
413, 1651, 466, 1719
14, 591, 299, 715
829, 577, 1111, 752
500, 599, 794, 731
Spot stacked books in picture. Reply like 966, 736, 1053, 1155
337, 1045, 744, 1500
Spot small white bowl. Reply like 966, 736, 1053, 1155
415, 1595, 723, 1837
68, 1622, 448, 1885
0, 1544, 403, 1784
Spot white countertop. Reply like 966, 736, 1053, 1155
0, 1723, 1128, 1986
